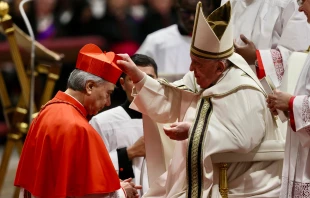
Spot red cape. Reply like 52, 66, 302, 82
15, 91, 120, 198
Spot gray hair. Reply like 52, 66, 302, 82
218, 59, 231, 68
67, 69, 106, 91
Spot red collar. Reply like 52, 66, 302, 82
54, 91, 88, 118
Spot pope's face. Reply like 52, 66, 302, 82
299, 0, 310, 23
121, 66, 157, 102
84, 81, 115, 115
189, 54, 224, 89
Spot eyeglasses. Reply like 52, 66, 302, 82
297, 0, 304, 6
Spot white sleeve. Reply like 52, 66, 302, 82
257, 1, 310, 87
130, 75, 197, 123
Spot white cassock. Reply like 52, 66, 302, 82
89, 107, 149, 196
136, 24, 191, 77
224, 0, 310, 87
280, 54, 310, 197
130, 53, 284, 197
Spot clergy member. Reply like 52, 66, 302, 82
229, 0, 310, 87
136, 0, 220, 76
267, 0, 310, 197
89, 54, 158, 196
14, 44, 140, 198
117, 1, 283, 197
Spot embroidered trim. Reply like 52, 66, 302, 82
187, 98, 212, 198
271, 49, 284, 84
281, 177, 310, 198
158, 78, 196, 93
301, 95, 310, 136
177, 85, 195, 92
301, 96, 310, 126
157, 78, 170, 85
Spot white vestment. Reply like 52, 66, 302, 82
89, 107, 149, 196
130, 53, 284, 197
136, 24, 191, 77
280, 54, 310, 197
224, 0, 310, 87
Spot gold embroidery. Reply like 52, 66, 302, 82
187, 98, 212, 198
207, 85, 266, 98
157, 78, 169, 85
158, 78, 197, 93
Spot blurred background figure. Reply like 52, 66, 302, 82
137, 0, 220, 79
10, 0, 58, 40
128, 0, 147, 24
95, 0, 142, 56
55, 0, 95, 37
141, 0, 177, 39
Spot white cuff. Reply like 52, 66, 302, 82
132, 74, 147, 96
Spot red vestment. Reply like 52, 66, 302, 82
14, 91, 121, 198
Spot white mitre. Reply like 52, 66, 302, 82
190, 1, 233, 59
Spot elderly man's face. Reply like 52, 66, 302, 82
299, 0, 310, 23
84, 81, 115, 115
189, 54, 225, 89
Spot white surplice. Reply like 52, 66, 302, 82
224, 0, 310, 87
280, 54, 310, 197
89, 107, 149, 196
136, 24, 192, 76
130, 53, 284, 197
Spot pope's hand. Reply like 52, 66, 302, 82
266, 89, 293, 115
121, 178, 142, 198
234, 34, 257, 65
163, 122, 191, 141
117, 54, 145, 83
